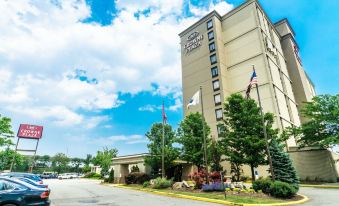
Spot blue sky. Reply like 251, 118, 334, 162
0, 0, 337, 158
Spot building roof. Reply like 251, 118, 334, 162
179, 0, 256, 37
112, 153, 149, 160
274, 18, 296, 36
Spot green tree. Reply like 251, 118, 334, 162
0, 149, 24, 171
291, 94, 339, 148
208, 139, 223, 172
269, 139, 299, 190
51, 153, 70, 174
144, 123, 179, 176
0, 115, 14, 147
177, 112, 210, 170
92, 147, 118, 176
35, 155, 51, 168
70, 157, 83, 173
84, 154, 93, 166
219, 93, 277, 182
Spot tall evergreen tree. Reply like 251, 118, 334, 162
177, 112, 210, 170
269, 139, 299, 189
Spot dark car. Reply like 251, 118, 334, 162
0, 177, 50, 206
0, 173, 43, 185
15, 178, 49, 189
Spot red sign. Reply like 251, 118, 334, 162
17, 124, 43, 139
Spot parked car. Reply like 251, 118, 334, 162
15, 177, 49, 189
58, 173, 78, 180
0, 177, 50, 206
40, 172, 58, 179
0, 172, 44, 185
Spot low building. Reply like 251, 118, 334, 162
111, 153, 197, 184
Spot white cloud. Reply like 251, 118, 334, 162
189, 0, 233, 16
138, 105, 160, 112
90, 134, 147, 145
85, 116, 109, 129
0, 0, 233, 155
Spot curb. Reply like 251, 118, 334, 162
106, 184, 309, 206
300, 184, 339, 189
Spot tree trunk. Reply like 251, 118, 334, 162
250, 164, 255, 183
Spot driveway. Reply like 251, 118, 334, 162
46, 179, 220, 206
45, 179, 338, 206
298, 187, 338, 206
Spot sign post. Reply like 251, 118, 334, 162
10, 124, 43, 172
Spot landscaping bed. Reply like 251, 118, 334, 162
121, 184, 304, 204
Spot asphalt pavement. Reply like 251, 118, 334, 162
46, 179, 220, 206
45, 179, 339, 206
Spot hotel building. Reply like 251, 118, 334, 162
179, 0, 338, 181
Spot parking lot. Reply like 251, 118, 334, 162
46, 179, 338, 206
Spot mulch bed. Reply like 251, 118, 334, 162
170, 187, 304, 201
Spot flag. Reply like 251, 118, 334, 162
187, 90, 200, 109
246, 70, 258, 98
162, 101, 167, 124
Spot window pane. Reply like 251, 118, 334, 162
207, 20, 213, 29
209, 42, 215, 52
208, 31, 214, 40
213, 80, 220, 90
211, 67, 218, 77
210, 54, 217, 64
215, 109, 223, 120
217, 124, 224, 135
214, 94, 221, 104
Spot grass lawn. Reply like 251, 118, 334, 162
122, 185, 288, 204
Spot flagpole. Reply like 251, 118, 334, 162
162, 100, 165, 178
252, 65, 275, 181
200, 86, 209, 183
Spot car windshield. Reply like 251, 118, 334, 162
19, 178, 36, 185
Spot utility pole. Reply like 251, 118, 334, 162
252, 65, 275, 181
161, 100, 166, 178
200, 86, 209, 183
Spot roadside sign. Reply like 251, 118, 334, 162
17, 124, 43, 139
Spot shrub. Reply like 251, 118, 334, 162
107, 169, 114, 183
209, 171, 221, 182
240, 176, 251, 182
151, 177, 173, 189
252, 178, 272, 194
143, 181, 150, 188
125, 172, 150, 184
202, 182, 226, 192
270, 181, 297, 198
84, 172, 102, 179
189, 170, 207, 189
131, 165, 140, 173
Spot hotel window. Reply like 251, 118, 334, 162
212, 79, 220, 91
207, 19, 213, 30
210, 54, 217, 64
208, 31, 214, 40
217, 124, 224, 136
211, 66, 218, 78
214, 93, 221, 106
209, 42, 215, 52
215, 108, 223, 120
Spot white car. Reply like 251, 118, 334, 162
58, 173, 79, 179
